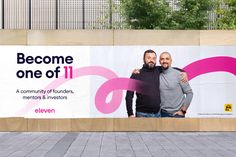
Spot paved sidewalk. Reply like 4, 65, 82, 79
0, 132, 236, 157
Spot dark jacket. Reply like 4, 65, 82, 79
125, 65, 162, 116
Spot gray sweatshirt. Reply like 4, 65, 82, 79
160, 67, 193, 114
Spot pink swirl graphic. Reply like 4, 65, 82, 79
16, 56, 236, 116
95, 78, 143, 113
183, 56, 236, 80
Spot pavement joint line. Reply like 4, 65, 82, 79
44, 133, 78, 157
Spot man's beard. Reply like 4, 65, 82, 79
145, 62, 156, 69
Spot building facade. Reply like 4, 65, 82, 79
0, 0, 124, 29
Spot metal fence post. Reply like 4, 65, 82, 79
56, 0, 58, 29
2, 0, 4, 29
29, 0, 31, 29
82, 0, 85, 29
109, 0, 112, 29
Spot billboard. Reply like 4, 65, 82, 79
0, 46, 235, 118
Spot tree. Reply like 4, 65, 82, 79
120, 0, 236, 30
215, 0, 236, 29
120, 0, 171, 29
96, 0, 129, 29
171, 0, 213, 29
120, 0, 214, 29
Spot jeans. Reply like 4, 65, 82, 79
160, 110, 185, 118
136, 111, 161, 118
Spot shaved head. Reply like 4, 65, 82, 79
159, 51, 172, 69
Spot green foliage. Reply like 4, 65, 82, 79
120, 0, 171, 29
118, 0, 236, 29
215, 0, 236, 29
171, 0, 213, 29
120, 0, 213, 29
